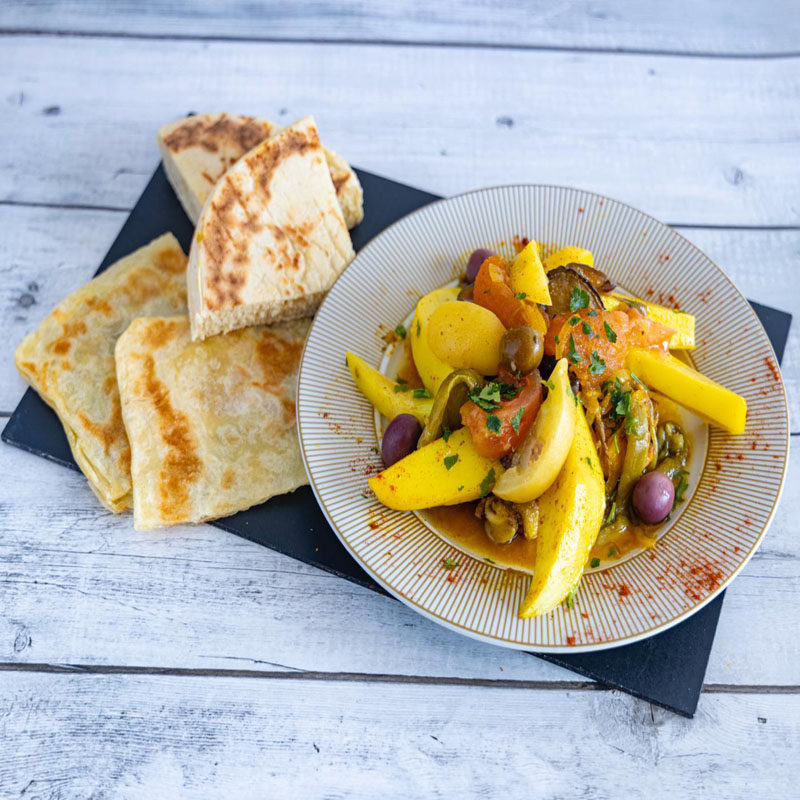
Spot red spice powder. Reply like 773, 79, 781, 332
618, 584, 631, 599
566, 635, 576, 646
764, 356, 780, 383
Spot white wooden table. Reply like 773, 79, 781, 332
1, 3, 798, 796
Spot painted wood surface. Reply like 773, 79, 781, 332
1, 0, 799, 55
1, 37, 799, 227
0, 7, 798, 795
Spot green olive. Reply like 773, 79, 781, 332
499, 326, 543, 375
417, 368, 484, 448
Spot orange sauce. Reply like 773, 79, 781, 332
422, 503, 537, 573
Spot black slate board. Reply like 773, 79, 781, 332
2, 165, 791, 718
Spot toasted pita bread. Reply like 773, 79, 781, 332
158, 112, 364, 229
115, 316, 310, 529
14, 234, 188, 511
186, 116, 355, 341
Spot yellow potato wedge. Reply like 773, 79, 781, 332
510, 240, 551, 305
368, 427, 503, 510
410, 288, 459, 394
519, 404, 605, 618
543, 246, 594, 272
427, 302, 506, 375
626, 348, 747, 434
604, 293, 695, 349
493, 359, 576, 503
346, 352, 432, 424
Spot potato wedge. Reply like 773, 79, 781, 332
368, 427, 503, 510
411, 288, 459, 394
427, 302, 506, 375
510, 240, 551, 305
519, 404, 605, 617
346, 352, 432, 424
604, 293, 695, 349
626, 348, 747, 434
493, 359, 576, 503
543, 246, 594, 272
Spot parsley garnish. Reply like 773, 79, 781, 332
590, 558, 601, 568
442, 557, 460, 570
416, 319, 421, 337
468, 381, 519, 412
605, 502, 617, 525
554, 334, 560, 345
515, 292, 527, 300
394, 324, 407, 339
457, 485, 464, 491
498, 381, 520, 400
587, 310, 598, 317
581, 321, 593, 336
608, 545, 618, 557
413, 387, 431, 398
486, 414, 502, 433
569, 315, 580, 326
442, 425, 452, 442
567, 333, 581, 365
443, 454, 459, 471
566, 586, 578, 609
479, 468, 496, 498
569, 287, 590, 312
541, 379, 555, 391
603, 321, 617, 342
586, 456, 593, 468
484, 557, 496, 564
589, 351, 606, 375
394, 380, 411, 393
674, 470, 689, 502
511, 406, 525, 434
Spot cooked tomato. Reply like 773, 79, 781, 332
474, 256, 529, 329
543, 314, 568, 356
460, 368, 543, 459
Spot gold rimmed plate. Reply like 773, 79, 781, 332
297, 185, 789, 652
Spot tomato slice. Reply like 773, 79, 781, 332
460, 369, 543, 459
474, 256, 528, 329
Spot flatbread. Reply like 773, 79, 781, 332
158, 112, 364, 229
114, 316, 310, 530
186, 115, 355, 341
14, 234, 188, 511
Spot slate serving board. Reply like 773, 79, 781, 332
3, 165, 791, 718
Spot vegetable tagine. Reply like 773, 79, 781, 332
346, 241, 747, 617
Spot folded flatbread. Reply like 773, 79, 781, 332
114, 316, 310, 529
14, 234, 188, 511
186, 115, 355, 341
158, 112, 364, 230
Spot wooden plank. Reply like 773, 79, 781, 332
1, 0, 799, 55
2, 205, 797, 423
1, 36, 799, 225
0, 672, 797, 797
0, 442, 797, 685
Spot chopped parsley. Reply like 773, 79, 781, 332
674, 470, 689, 502
468, 381, 519, 412
515, 291, 527, 300
394, 324, 407, 339
608, 544, 618, 557
603, 321, 617, 343
569, 315, 581, 326
605, 501, 617, 525
443, 454, 459, 471
587, 310, 598, 318
510, 406, 525, 434
484, 557, 496, 564
413, 387, 431, 398
569, 287, 590, 312
608, 380, 637, 435
541, 379, 555, 391
457, 485, 464, 492
441, 425, 452, 443
554, 334, 560, 345
581, 321, 594, 337
442, 557, 460, 570
567, 333, 581, 365
566, 586, 578, 609
416, 319, 421, 337
590, 558, 601, 568
586, 456, 593, 468
479, 467, 496, 498
394, 378, 411, 393
588, 351, 606, 375
486, 414, 502, 433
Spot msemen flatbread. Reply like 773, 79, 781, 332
115, 316, 310, 529
186, 115, 355, 341
158, 112, 364, 229
14, 234, 188, 511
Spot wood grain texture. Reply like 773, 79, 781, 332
0, 672, 797, 799
1, 36, 799, 226
2, 205, 797, 425
0, 442, 797, 685
1, 0, 799, 55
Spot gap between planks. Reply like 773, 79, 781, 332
0, 662, 796, 694
2, 28, 800, 60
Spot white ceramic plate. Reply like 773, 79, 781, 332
297, 185, 789, 652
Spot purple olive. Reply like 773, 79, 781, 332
632, 471, 675, 524
381, 414, 422, 467
465, 248, 496, 282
